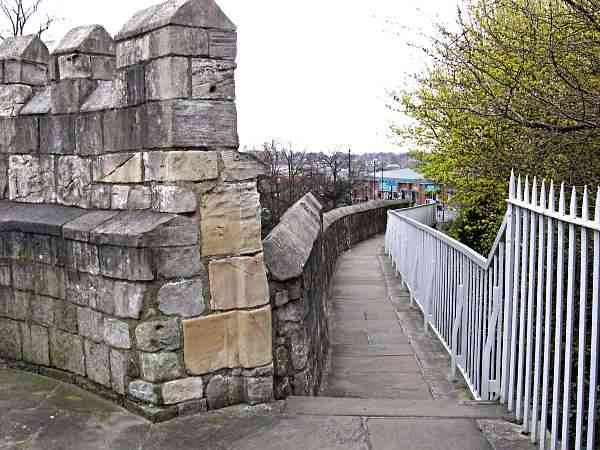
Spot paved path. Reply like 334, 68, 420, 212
0, 235, 531, 450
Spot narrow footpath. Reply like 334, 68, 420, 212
0, 235, 531, 450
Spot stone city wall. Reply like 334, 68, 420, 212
263, 195, 410, 398
0, 0, 273, 422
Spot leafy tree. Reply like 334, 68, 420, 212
394, 0, 600, 253
0, 0, 56, 40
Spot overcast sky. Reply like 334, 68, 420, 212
39, 0, 458, 154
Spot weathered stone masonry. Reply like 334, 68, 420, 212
0, 0, 272, 421
263, 195, 409, 398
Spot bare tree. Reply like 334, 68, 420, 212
0, 0, 56, 40
320, 151, 347, 208
281, 145, 306, 204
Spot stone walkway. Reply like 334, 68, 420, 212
0, 235, 531, 450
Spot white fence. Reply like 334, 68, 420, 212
385, 173, 600, 450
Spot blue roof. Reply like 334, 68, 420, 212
376, 168, 432, 183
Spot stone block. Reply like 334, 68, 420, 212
200, 182, 262, 257
136, 319, 181, 353
65, 271, 97, 306
110, 348, 135, 395
62, 240, 99, 274
89, 184, 112, 209
40, 114, 76, 155
244, 377, 273, 405
50, 79, 97, 114
146, 57, 189, 101
144, 100, 238, 149
191, 59, 235, 100
103, 107, 143, 152
104, 318, 131, 349
139, 352, 183, 383
31, 294, 56, 326
209, 253, 269, 311
54, 300, 78, 333
0, 318, 21, 360
143, 151, 218, 182
49, 328, 85, 375
57, 53, 93, 79
4, 60, 47, 85
154, 246, 201, 279
81, 80, 118, 112
77, 307, 104, 343
75, 113, 103, 155
162, 377, 204, 405
115, 65, 145, 106
20, 323, 50, 366
19, 85, 51, 115
84, 340, 110, 387
14, 264, 65, 299
0, 156, 7, 199
90, 55, 116, 80
93, 153, 143, 183
128, 379, 159, 404
8, 155, 56, 203
0, 84, 32, 116
127, 185, 152, 210
221, 150, 266, 182
206, 374, 242, 410
56, 156, 92, 208
99, 246, 153, 281
110, 185, 129, 210
209, 31, 237, 60
6, 290, 28, 321
63, 211, 120, 243
0, 116, 38, 154
183, 306, 272, 375
151, 184, 197, 214
177, 398, 207, 416
157, 279, 204, 318
0, 264, 10, 286
95, 277, 147, 319
116, 26, 208, 68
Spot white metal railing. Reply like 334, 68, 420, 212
385, 173, 600, 450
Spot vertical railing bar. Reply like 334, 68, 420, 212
502, 174, 516, 403
574, 187, 589, 450
496, 242, 505, 400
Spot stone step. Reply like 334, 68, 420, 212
285, 396, 507, 419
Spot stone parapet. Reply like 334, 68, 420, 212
263, 197, 410, 398
0, 0, 272, 421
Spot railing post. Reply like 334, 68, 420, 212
451, 283, 465, 380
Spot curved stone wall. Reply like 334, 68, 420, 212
263, 195, 410, 398
0, 0, 273, 422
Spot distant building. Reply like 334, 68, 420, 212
354, 168, 444, 205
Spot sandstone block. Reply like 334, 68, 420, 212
77, 307, 105, 343
19, 86, 51, 115
4, 60, 47, 85
104, 318, 131, 349
127, 185, 152, 210
154, 246, 201, 279
129, 379, 159, 404
209, 253, 269, 311
62, 240, 100, 274
162, 377, 204, 405
191, 59, 235, 100
183, 306, 272, 375
209, 31, 237, 60
56, 156, 92, 208
84, 340, 111, 387
54, 300, 78, 334
110, 185, 129, 210
103, 107, 143, 151
221, 150, 266, 182
31, 295, 56, 326
89, 184, 112, 209
40, 114, 75, 154
8, 155, 56, 203
57, 53, 93, 79
116, 26, 208, 68
206, 374, 242, 410
63, 211, 120, 243
66, 271, 97, 306
49, 328, 85, 375
93, 153, 143, 183
75, 113, 103, 155
50, 79, 97, 114
139, 352, 183, 383
0, 318, 21, 360
6, 290, 29, 321
110, 349, 135, 395
94, 277, 147, 319
146, 57, 189, 100
144, 100, 238, 149
135, 319, 181, 353
200, 182, 262, 256
244, 377, 273, 405
0, 117, 38, 153
20, 323, 50, 366
0, 156, 7, 199
0, 84, 32, 116
143, 151, 218, 182
157, 279, 204, 318
115, 65, 145, 106
99, 246, 153, 281
151, 184, 197, 214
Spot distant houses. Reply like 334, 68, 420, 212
353, 168, 444, 205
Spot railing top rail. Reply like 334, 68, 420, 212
390, 208, 490, 269
507, 198, 600, 232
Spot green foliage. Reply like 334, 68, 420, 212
395, 0, 600, 254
